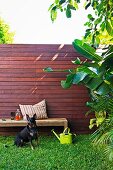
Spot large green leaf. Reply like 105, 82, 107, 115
66, 73, 74, 82
72, 39, 102, 61
82, 75, 92, 84
61, 80, 72, 88
95, 83, 111, 95
77, 66, 98, 76
73, 71, 87, 84
72, 57, 81, 64
61, 73, 74, 88
86, 78, 103, 90
82, 62, 99, 68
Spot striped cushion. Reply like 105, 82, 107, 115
33, 99, 48, 119
19, 104, 36, 120
19, 99, 48, 120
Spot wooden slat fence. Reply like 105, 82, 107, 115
0, 44, 91, 135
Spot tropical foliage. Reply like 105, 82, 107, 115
91, 115, 113, 161
44, 39, 113, 160
44, 38, 113, 132
47, 0, 113, 161
0, 18, 14, 44
45, 39, 113, 96
86, 96, 113, 129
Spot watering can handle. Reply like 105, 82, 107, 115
63, 127, 70, 134
51, 129, 54, 132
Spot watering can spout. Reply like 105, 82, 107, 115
51, 129, 60, 141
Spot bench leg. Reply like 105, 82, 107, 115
64, 120, 68, 130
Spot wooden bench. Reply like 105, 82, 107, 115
0, 118, 68, 130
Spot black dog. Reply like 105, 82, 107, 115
14, 114, 38, 150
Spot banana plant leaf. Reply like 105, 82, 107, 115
72, 57, 81, 64
61, 73, 74, 88
82, 75, 92, 84
73, 71, 87, 84
43, 41, 113, 96
82, 62, 99, 68
77, 66, 98, 76
72, 39, 102, 61
95, 82, 111, 95
61, 80, 72, 88
85, 78, 103, 90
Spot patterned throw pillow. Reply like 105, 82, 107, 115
19, 99, 48, 120
33, 99, 48, 119
19, 104, 36, 120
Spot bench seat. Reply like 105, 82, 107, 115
0, 118, 68, 129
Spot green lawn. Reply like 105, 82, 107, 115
0, 135, 112, 170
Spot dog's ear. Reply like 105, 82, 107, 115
26, 114, 30, 121
33, 113, 37, 120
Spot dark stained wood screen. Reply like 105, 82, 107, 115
0, 44, 91, 134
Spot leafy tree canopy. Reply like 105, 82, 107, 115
49, 0, 113, 48
0, 18, 14, 44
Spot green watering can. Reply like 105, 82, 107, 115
51, 128, 72, 144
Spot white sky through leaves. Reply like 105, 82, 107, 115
0, 0, 91, 44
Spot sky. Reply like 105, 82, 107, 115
0, 0, 91, 44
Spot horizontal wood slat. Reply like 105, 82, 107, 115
0, 44, 91, 134
0, 61, 74, 65
0, 55, 85, 61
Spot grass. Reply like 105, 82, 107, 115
0, 135, 112, 170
